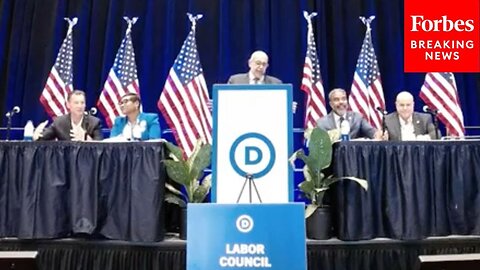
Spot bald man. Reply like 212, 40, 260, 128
228, 50, 282, 84
384, 91, 438, 141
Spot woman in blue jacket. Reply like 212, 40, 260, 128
110, 92, 161, 140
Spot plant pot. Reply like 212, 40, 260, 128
306, 207, 332, 240
179, 207, 187, 240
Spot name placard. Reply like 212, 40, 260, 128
187, 203, 306, 270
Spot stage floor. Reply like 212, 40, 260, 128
1, 234, 480, 270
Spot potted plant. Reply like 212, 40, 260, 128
163, 139, 212, 240
289, 127, 368, 239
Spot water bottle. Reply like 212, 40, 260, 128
340, 119, 350, 141
24, 120, 34, 141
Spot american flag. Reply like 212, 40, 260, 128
39, 18, 77, 118
158, 15, 212, 157
420, 72, 465, 137
349, 16, 385, 130
97, 17, 140, 128
301, 11, 326, 129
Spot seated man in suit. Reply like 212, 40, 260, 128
316, 88, 383, 139
228, 50, 282, 84
110, 92, 161, 140
384, 91, 437, 141
33, 90, 103, 141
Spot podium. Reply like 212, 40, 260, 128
186, 203, 306, 270
211, 84, 293, 203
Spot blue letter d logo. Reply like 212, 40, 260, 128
230, 132, 276, 179
245, 146, 262, 165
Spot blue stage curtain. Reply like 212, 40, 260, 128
0, 0, 479, 134
332, 141, 480, 240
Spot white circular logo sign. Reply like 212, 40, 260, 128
236, 214, 254, 233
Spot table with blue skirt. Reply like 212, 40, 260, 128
332, 140, 480, 240
0, 141, 166, 242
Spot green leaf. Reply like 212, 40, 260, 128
336, 176, 369, 191
165, 183, 183, 197
292, 127, 368, 209
308, 128, 332, 171
188, 141, 211, 181
321, 175, 337, 187
299, 180, 315, 195
164, 141, 185, 161
164, 160, 190, 186
312, 171, 326, 188
314, 187, 329, 193
201, 174, 212, 190
288, 149, 302, 167
192, 174, 212, 203
302, 165, 313, 183
295, 150, 308, 163
305, 204, 319, 218
165, 193, 187, 208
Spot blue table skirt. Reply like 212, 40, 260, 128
332, 140, 480, 240
0, 141, 166, 242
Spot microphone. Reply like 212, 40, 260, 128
5, 106, 20, 141
5, 106, 21, 117
423, 105, 438, 114
84, 107, 97, 116
376, 107, 388, 115
89, 107, 97, 115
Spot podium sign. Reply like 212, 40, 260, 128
186, 203, 306, 270
212, 84, 293, 203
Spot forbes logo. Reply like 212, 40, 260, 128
410, 15, 474, 32
229, 132, 275, 179
403, 0, 480, 72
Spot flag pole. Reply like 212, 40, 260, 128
187, 13, 203, 33
64, 17, 78, 35
123, 17, 138, 35
359, 15, 375, 32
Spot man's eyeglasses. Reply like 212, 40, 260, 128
254, 60, 268, 67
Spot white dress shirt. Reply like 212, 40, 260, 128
248, 72, 265, 84
399, 116, 416, 141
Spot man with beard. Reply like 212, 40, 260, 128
316, 88, 383, 139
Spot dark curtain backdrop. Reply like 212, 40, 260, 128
1, 0, 479, 133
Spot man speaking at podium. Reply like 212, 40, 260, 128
226, 50, 298, 113
228, 50, 282, 85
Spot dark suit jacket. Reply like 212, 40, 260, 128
316, 111, 377, 139
40, 114, 103, 141
384, 112, 438, 141
227, 73, 282, 84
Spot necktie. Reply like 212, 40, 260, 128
253, 78, 260, 84
339, 116, 345, 128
